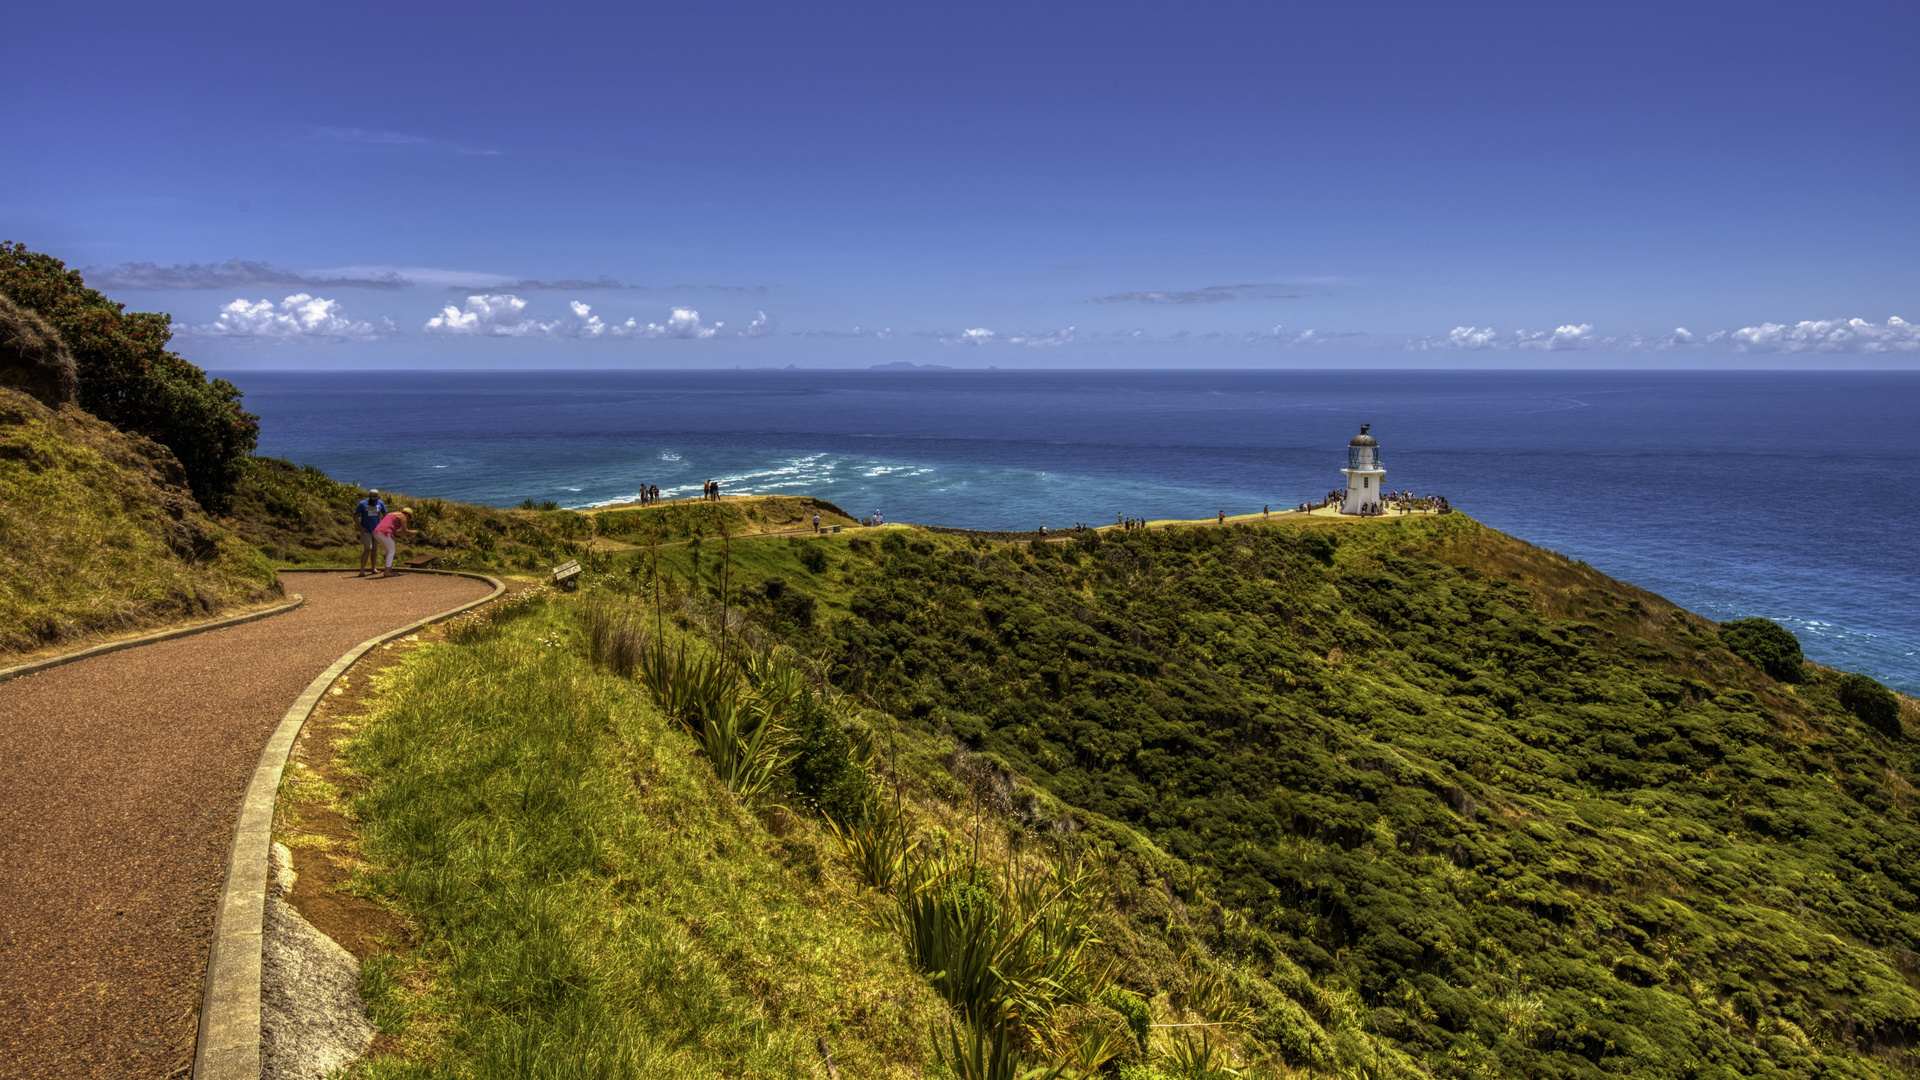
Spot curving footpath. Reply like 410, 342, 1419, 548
0, 570, 493, 1080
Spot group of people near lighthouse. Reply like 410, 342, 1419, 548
635, 484, 662, 505
1321, 488, 1451, 516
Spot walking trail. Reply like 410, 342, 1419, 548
0, 570, 492, 1080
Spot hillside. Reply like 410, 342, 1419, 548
0, 386, 278, 659
744, 515, 1920, 1078
298, 511, 1919, 1080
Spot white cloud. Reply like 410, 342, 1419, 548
936, 326, 1076, 346
425, 296, 729, 340
1519, 323, 1598, 350
424, 294, 560, 336
192, 294, 394, 339
743, 311, 772, 338
1730, 316, 1918, 353
1415, 316, 1917, 355
607, 307, 722, 339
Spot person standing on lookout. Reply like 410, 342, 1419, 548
354, 489, 387, 577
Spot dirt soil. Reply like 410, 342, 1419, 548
0, 570, 490, 1080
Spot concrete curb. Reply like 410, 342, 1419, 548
0, 595, 307, 685
193, 569, 506, 1080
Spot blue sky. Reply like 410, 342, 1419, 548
6, 0, 1917, 367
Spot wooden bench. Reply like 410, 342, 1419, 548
552, 559, 582, 591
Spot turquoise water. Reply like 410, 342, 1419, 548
231, 369, 1920, 694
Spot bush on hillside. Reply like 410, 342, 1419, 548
1837, 672, 1902, 738
0, 243, 259, 510
1720, 616, 1805, 682
787, 691, 873, 822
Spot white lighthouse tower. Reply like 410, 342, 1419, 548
1340, 424, 1385, 514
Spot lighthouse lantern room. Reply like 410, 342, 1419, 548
1340, 425, 1385, 515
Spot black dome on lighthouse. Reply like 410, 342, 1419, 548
1349, 424, 1378, 447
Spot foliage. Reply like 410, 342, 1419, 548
0, 242, 258, 509
1837, 672, 1903, 739
633, 640, 793, 798
1719, 617, 1806, 683
788, 688, 875, 821
724, 515, 1920, 1079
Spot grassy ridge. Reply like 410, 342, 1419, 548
228, 455, 854, 571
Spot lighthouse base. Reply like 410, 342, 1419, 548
1341, 467, 1385, 514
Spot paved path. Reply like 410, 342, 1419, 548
0, 571, 491, 1080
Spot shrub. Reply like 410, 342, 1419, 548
1719, 617, 1804, 682
0, 243, 259, 510
798, 543, 829, 574
1837, 672, 1902, 738
788, 690, 873, 821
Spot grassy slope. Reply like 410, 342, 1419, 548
648, 515, 1920, 1079
331, 599, 951, 1079
0, 387, 276, 656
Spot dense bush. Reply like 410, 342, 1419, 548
787, 690, 873, 821
1838, 672, 1902, 738
1719, 616, 1805, 682
0, 243, 258, 510
741, 517, 1920, 1078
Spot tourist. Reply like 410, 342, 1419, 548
1217, 510, 1225, 524
354, 489, 387, 577
373, 508, 419, 578
813, 512, 821, 534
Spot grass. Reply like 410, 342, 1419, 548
0, 386, 276, 656
340, 597, 950, 1079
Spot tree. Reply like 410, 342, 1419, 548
0, 242, 259, 509
1837, 672, 1902, 738
1719, 617, 1804, 683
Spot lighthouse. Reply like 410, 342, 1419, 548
1340, 424, 1384, 514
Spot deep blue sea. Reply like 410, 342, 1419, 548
228, 369, 1920, 694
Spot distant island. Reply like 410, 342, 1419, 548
868, 361, 954, 371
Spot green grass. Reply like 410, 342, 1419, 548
0, 387, 276, 655
342, 599, 950, 1079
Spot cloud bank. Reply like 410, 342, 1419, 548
88, 260, 409, 291
1729, 317, 1918, 353
1412, 317, 1915, 354
423, 295, 727, 339
190, 295, 395, 339
934, 327, 1079, 347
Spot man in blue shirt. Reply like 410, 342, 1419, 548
354, 490, 387, 576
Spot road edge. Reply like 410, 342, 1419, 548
0, 596, 308, 685
193, 569, 506, 1080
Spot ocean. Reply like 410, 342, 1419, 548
229, 369, 1920, 695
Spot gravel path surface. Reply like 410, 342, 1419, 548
0, 571, 491, 1079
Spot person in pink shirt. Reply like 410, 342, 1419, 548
372, 508, 418, 577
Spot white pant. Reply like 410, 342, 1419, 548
377, 533, 395, 568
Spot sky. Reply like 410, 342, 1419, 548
5, 0, 1918, 368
